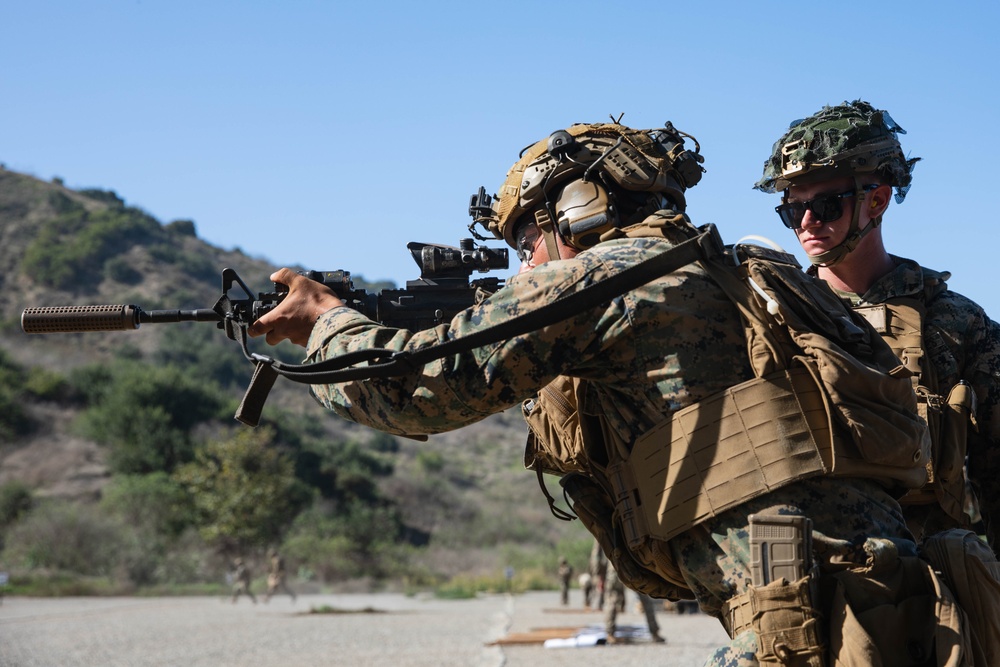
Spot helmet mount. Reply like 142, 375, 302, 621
469, 121, 705, 255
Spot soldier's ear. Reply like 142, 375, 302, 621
869, 184, 892, 217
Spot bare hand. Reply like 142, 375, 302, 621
248, 268, 344, 347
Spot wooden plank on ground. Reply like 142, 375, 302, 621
486, 627, 586, 645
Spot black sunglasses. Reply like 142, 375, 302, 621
775, 184, 878, 229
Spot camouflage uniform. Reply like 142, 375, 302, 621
749, 101, 998, 664
578, 571, 595, 608
821, 257, 1000, 549
637, 592, 665, 643
230, 558, 256, 604
305, 217, 918, 665
603, 563, 626, 642
589, 540, 607, 610
557, 556, 573, 606
753, 99, 1000, 552
264, 551, 296, 603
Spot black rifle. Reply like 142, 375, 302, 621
22, 239, 508, 425
23, 224, 727, 429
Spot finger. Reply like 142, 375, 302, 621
247, 319, 269, 338
271, 267, 299, 285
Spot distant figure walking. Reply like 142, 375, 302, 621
264, 549, 296, 603
557, 556, 573, 606
578, 572, 594, 609
231, 557, 257, 604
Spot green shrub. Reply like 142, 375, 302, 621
77, 188, 124, 208
173, 427, 312, 553
147, 243, 180, 264
166, 219, 197, 236
0, 481, 33, 534
67, 363, 115, 404
2, 501, 124, 575
0, 349, 32, 438
368, 431, 400, 454
98, 474, 207, 585
416, 449, 445, 473
0, 387, 30, 439
48, 190, 82, 214
23, 366, 74, 401
430, 569, 551, 598
153, 325, 253, 390
22, 208, 165, 291
2, 572, 126, 597
100, 473, 194, 538
78, 362, 224, 474
175, 252, 218, 283
104, 256, 144, 284
283, 502, 412, 582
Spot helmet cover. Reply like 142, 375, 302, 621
754, 100, 920, 204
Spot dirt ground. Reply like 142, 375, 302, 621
0, 590, 729, 666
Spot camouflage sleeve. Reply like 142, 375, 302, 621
930, 287, 1000, 548
968, 314, 1000, 440
303, 252, 618, 436
929, 290, 1000, 441
964, 307, 1000, 548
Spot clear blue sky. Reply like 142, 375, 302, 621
3, 1, 999, 317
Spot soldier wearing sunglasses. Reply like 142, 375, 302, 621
756, 100, 1000, 555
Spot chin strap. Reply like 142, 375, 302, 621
534, 207, 564, 260
808, 177, 881, 268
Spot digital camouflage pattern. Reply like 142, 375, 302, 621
672, 476, 918, 615
305, 216, 919, 665
307, 227, 752, 439
822, 257, 1000, 551
603, 563, 626, 639
754, 99, 920, 203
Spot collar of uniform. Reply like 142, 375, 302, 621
807, 255, 934, 306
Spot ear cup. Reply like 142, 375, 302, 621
554, 180, 617, 249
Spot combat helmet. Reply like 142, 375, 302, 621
469, 121, 704, 260
754, 100, 921, 267
755, 100, 918, 198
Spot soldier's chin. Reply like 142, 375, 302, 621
802, 240, 833, 256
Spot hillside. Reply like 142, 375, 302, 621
0, 168, 329, 496
0, 167, 592, 591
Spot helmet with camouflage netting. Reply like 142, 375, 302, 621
469, 121, 705, 253
754, 99, 920, 204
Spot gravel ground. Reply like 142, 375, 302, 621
0, 591, 729, 667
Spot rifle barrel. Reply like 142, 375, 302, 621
142, 309, 222, 324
